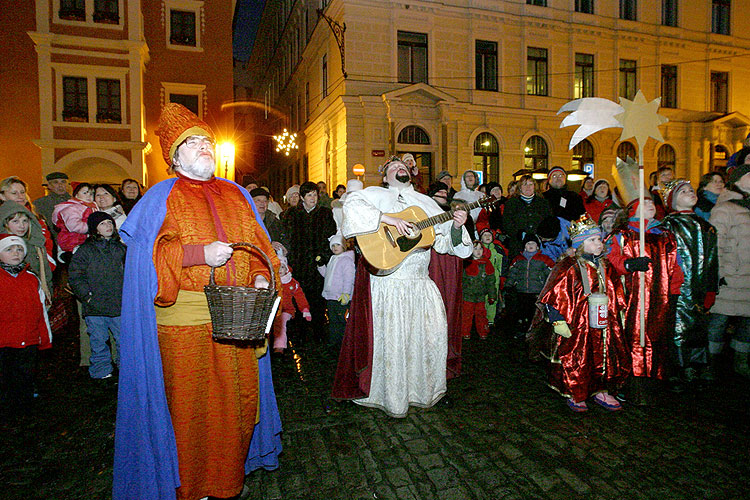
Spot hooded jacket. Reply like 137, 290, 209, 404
0, 201, 55, 292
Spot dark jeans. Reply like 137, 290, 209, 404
326, 299, 349, 351
0, 346, 38, 410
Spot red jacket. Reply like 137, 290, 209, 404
0, 266, 51, 349
281, 275, 310, 315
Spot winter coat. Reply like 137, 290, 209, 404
540, 217, 571, 262
502, 195, 553, 256
284, 204, 337, 289
317, 250, 355, 301
462, 258, 497, 303
52, 198, 96, 252
453, 170, 484, 221
584, 196, 617, 224
281, 274, 310, 315
0, 265, 51, 349
709, 188, 750, 317
68, 236, 126, 317
695, 190, 719, 222
0, 201, 55, 294
543, 187, 586, 222
506, 252, 555, 294
262, 211, 288, 249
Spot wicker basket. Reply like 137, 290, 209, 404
204, 242, 279, 342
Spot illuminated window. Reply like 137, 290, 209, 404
574, 53, 594, 99
524, 136, 548, 170
527, 48, 548, 96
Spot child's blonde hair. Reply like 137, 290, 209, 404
3, 211, 30, 238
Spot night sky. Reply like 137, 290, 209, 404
233, 0, 267, 61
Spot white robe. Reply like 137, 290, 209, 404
341, 184, 472, 417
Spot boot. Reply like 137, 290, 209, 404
733, 351, 750, 379
702, 354, 720, 382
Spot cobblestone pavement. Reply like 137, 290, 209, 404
247, 323, 750, 500
1, 315, 748, 499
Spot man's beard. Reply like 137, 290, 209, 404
179, 156, 215, 180
395, 173, 410, 184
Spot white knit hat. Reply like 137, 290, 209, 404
328, 233, 345, 250
0, 234, 26, 256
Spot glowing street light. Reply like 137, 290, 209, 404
217, 141, 235, 180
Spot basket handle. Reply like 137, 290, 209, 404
208, 242, 277, 293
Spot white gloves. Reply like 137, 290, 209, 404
553, 321, 572, 338
253, 275, 270, 289
338, 293, 351, 305
204, 241, 233, 267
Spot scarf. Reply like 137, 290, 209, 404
520, 194, 535, 204
0, 262, 26, 275
627, 217, 661, 234
729, 187, 750, 211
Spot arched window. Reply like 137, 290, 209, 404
397, 125, 430, 144
657, 144, 676, 170
617, 141, 637, 161
473, 132, 499, 182
572, 139, 594, 171
712, 144, 729, 173
524, 135, 548, 171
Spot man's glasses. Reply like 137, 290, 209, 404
183, 136, 215, 149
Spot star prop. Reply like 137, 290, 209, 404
614, 90, 669, 151
612, 155, 640, 204
557, 98, 624, 150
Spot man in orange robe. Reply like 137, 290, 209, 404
113, 103, 282, 500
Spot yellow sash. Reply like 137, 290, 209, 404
154, 289, 212, 326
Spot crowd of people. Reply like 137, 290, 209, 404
1, 102, 749, 499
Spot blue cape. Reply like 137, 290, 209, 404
112, 178, 282, 500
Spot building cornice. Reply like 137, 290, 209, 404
27, 31, 147, 53
33, 139, 148, 150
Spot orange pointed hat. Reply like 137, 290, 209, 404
155, 103, 215, 167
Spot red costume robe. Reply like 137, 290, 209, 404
537, 256, 631, 402
608, 227, 683, 379
153, 176, 280, 500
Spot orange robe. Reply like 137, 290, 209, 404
153, 176, 280, 500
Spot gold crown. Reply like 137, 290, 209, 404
659, 179, 690, 208
568, 214, 599, 241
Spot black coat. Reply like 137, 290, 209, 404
69, 236, 126, 317
543, 187, 585, 222
503, 195, 552, 256
284, 204, 337, 289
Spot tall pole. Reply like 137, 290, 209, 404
638, 148, 646, 348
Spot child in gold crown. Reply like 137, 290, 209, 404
536, 215, 631, 412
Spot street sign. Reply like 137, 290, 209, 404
352, 163, 365, 176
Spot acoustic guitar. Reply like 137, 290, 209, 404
356, 197, 498, 274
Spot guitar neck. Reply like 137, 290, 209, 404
414, 199, 485, 230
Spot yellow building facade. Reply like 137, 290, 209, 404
244, 0, 750, 194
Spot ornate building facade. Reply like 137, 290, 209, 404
241, 0, 750, 195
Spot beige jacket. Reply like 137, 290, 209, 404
709, 189, 750, 317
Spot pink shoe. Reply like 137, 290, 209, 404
567, 399, 588, 412
593, 392, 622, 411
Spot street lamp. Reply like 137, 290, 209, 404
218, 141, 235, 180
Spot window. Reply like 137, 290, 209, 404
711, 71, 728, 113
617, 141, 636, 161
661, 65, 677, 108
526, 0, 546, 5
712, 144, 729, 171
59, 0, 85, 21
575, 0, 594, 14
473, 133, 500, 182
397, 126, 430, 145
712, 0, 730, 35
397, 31, 428, 84
170, 10, 196, 46
662, 0, 677, 27
572, 139, 594, 171
475, 40, 498, 91
526, 47, 548, 96
620, 0, 637, 21
305, 82, 310, 121
619, 59, 637, 100
96, 79, 121, 123
524, 136, 548, 170
93, 0, 119, 24
574, 53, 594, 99
321, 54, 328, 98
657, 144, 676, 170
62, 77, 88, 122
169, 94, 199, 115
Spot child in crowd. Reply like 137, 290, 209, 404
0, 201, 55, 305
461, 241, 497, 340
537, 215, 572, 262
273, 255, 312, 354
0, 234, 51, 414
478, 228, 506, 327
52, 182, 97, 256
537, 215, 631, 412
317, 234, 355, 351
68, 212, 126, 380
505, 233, 555, 335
